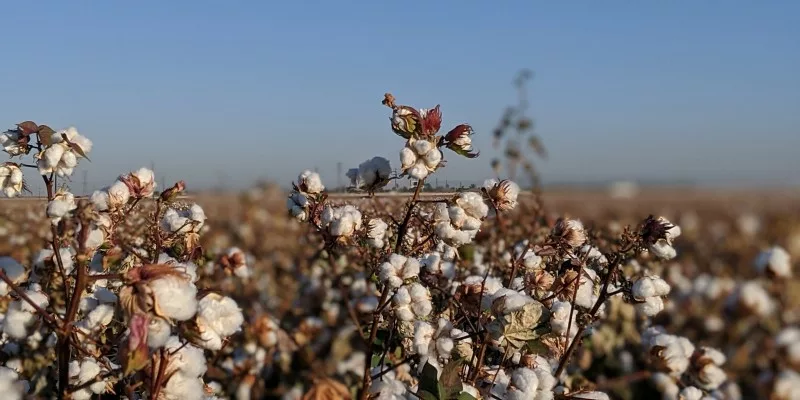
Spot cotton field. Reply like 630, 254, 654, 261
0, 97, 799, 400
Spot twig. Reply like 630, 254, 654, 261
359, 285, 391, 400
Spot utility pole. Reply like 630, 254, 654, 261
337, 162, 342, 191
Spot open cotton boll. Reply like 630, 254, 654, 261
550, 300, 577, 337
728, 281, 775, 317
422, 148, 442, 168
0, 257, 28, 296
90, 190, 110, 211
455, 192, 489, 219
647, 217, 681, 260
197, 293, 244, 338
164, 336, 207, 378
148, 317, 172, 348
378, 254, 420, 288
161, 373, 205, 400
0, 366, 28, 400
633, 276, 671, 300
755, 246, 792, 278
407, 162, 429, 180
150, 275, 198, 321
400, 147, 417, 170
107, 180, 131, 210
508, 367, 540, 396
298, 170, 325, 194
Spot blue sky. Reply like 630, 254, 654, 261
1, 1, 798, 193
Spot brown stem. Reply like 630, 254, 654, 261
359, 285, 391, 400
553, 257, 622, 379
394, 178, 425, 254
58, 205, 92, 399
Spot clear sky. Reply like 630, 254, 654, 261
1, 1, 798, 193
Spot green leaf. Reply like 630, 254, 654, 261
456, 393, 478, 400
370, 354, 383, 368
418, 391, 438, 400
438, 359, 464, 399
418, 363, 440, 399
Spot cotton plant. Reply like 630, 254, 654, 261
0, 121, 252, 399
350, 156, 393, 194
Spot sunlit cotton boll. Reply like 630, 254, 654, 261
392, 283, 432, 321
120, 167, 157, 198
148, 317, 172, 348
0, 257, 28, 296
728, 281, 775, 317
164, 336, 207, 378
755, 246, 792, 279
0, 130, 28, 156
378, 254, 421, 288
648, 217, 682, 260
161, 204, 207, 234
68, 359, 108, 399
0, 366, 28, 400
401, 138, 442, 180
0, 163, 24, 198
643, 329, 695, 377
483, 179, 521, 212
366, 218, 388, 248
298, 170, 324, 194
632, 276, 671, 316
47, 190, 77, 224
161, 372, 205, 400
286, 191, 309, 221
320, 205, 362, 237
194, 293, 244, 350
3, 285, 49, 339
149, 275, 198, 321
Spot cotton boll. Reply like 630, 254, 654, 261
755, 246, 792, 278
83, 304, 115, 330
150, 276, 198, 321
550, 300, 577, 337
379, 262, 404, 288
412, 139, 433, 156
148, 317, 172, 348
679, 386, 704, 400
90, 190, 110, 211
164, 336, 207, 378
0, 257, 27, 296
635, 296, 665, 317
400, 147, 417, 170
509, 367, 540, 394
633, 276, 671, 300
730, 281, 775, 317
408, 162, 429, 180
422, 148, 442, 169
197, 293, 244, 337
0, 366, 28, 400
107, 180, 131, 210
298, 170, 325, 194
4, 309, 33, 339
161, 373, 205, 400
455, 192, 489, 219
